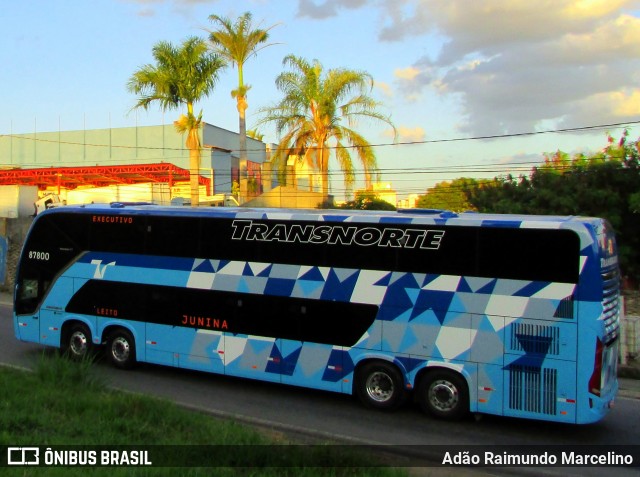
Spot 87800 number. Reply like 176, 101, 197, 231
29, 251, 50, 260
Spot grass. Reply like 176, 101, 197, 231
0, 352, 408, 476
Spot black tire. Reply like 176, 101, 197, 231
64, 323, 93, 360
106, 329, 137, 370
355, 361, 406, 411
417, 369, 469, 420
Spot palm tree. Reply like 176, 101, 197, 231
247, 129, 265, 141
257, 55, 396, 201
207, 12, 277, 202
128, 37, 225, 206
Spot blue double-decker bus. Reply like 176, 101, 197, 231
14, 204, 620, 423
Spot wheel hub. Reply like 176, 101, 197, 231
70, 331, 88, 356
429, 379, 459, 411
366, 371, 394, 403
112, 337, 130, 363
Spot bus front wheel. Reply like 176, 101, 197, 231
355, 361, 406, 411
106, 329, 137, 370
64, 323, 93, 360
417, 369, 469, 420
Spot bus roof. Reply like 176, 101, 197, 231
37, 203, 604, 230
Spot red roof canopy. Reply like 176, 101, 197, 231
0, 163, 210, 194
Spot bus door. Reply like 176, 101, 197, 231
39, 277, 78, 348
14, 287, 40, 343
14, 275, 60, 345
14, 275, 44, 343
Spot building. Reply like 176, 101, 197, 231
0, 122, 332, 287
397, 193, 419, 209
354, 182, 398, 207
0, 122, 271, 203
0, 121, 336, 214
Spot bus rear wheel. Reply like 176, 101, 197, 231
106, 329, 137, 370
355, 361, 406, 411
417, 369, 469, 420
64, 323, 93, 360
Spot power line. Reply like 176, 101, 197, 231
2, 120, 636, 198
382, 121, 639, 147
0, 120, 637, 153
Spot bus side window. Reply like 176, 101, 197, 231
146, 216, 200, 258
15, 276, 42, 315
90, 216, 146, 254
20, 279, 38, 300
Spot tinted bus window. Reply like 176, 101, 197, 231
146, 216, 200, 257
15, 213, 89, 315
89, 214, 146, 254
477, 227, 580, 283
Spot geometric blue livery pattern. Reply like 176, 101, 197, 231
23, 206, 620, 424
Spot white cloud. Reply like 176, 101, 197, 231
394, 66, 421, 81
375, 80, 394, 98
296, 0, 370, 19
124, 0, 218, 17
567, 89, 640, 122
384, 125, 426, 143
380, 0, 640, 135
398, 126, 426, 142
290, 0, 640, 136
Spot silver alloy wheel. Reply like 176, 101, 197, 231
428, 378, 459, 412
365, 371, 395, 403
69, 330, 89, 357
110, 336, 130, 364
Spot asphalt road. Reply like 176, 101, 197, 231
2, 303, 640, 475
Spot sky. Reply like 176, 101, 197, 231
1, 0, 639, 199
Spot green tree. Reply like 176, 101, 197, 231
128, 37, 225, 206
247, 129, 265, 141
258, 55, 396, 201
418, 178, 480, 212
465, 133, 640, 282
340, 191, 396, 211
207, 12, 277, 201
540, 150, 571, 174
